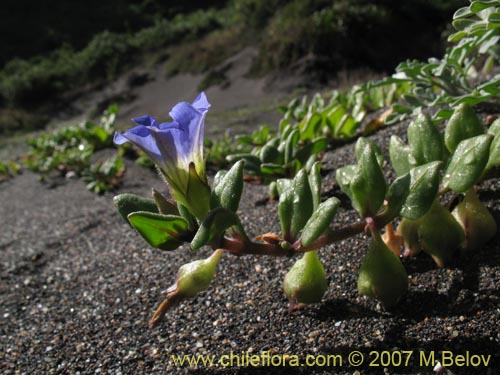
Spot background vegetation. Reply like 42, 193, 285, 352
0, 0, 467, 134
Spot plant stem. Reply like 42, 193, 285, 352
220, 214, 392, 257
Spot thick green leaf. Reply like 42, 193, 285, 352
486, 118, 500, 170
301, 198, 340, 247
284, 130, 300, 165
407, 112, 446, 166
260, 144, 283, 164
401, 161, 442, 220
278, 186, 294, 241
389, 135, 412, 176
385, 174, 411, 219
471, 1, 498, 13
443, 134, 493, 192
114, 194, 158, 226
260, 163, 287, 176
294, 137, 328, 165
308, 161, 322, 211
299, 113, 323, 141
355, 137, 384, 166
226, 154, 261, 173
335, 165, 356, 198
128, 212, 188, 251
453, 6, 474, 19
350, 143, 387, 217
445, 103, 484, 153
191, 208, 247, 250
211, 160, 244, 212
290, 169, 314, 241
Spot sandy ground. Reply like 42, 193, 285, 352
1, 117, 500, 374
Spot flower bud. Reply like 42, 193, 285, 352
149, 249, 223, 328
358, 229, 408, 308
283, 250, 327, 311
452, 189, 497, 252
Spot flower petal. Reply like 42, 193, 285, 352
149, 126, 189, 192
132, 115, 159, 128
113, 125, 163, 165
192, 92, 211, 113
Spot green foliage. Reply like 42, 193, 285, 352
0, 10, 226, 107
23, 106, 123, 192
83, 156, 125, 194
0, 160, 22, 183
362, 0, 500, 123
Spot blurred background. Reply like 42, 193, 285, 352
0, 0, 466, 139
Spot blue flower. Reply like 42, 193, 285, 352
114, 93, 211, 219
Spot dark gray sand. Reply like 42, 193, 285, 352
1, 120, 500, 374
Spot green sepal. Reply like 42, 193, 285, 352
178, 203, 197, 231
113, 193, 158, 227
152, 188, 179, 215
355, 137, 384, 166
187, 162, 211, 219
210, 160, 244, 212
389, 135, 411, 176
407, 112, 446, 166
127, 212, 189, 251
289, 169, 314, 241
308, 161, 322, 211
191, 207, 248, 250
445, 103, 484, 153
442, 134, 493, 193
300, 197, 340, 247
350, 142, 387, 217
384, 173, 411, 220
400, 161, 442, 220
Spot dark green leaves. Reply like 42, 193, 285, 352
486, 118, 500, 171
114, 193, 158, 226
350, 142, 387, 217
444, 103, 484, 153
191, 208, 247, 250
401, 162, 442, 220
300, 198, 340, 247
211, 160, 244, 212
128, 212, 189, 251
407, 113, 446, 166
442, 134, 493, 192
279, 169, 314, 242
389, 136, 411, 176
384, 173, 411, 219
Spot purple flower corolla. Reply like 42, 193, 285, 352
114, 93, 211, 219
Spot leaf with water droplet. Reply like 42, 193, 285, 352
442, 134, 493, 193
400, 161, 442, 220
